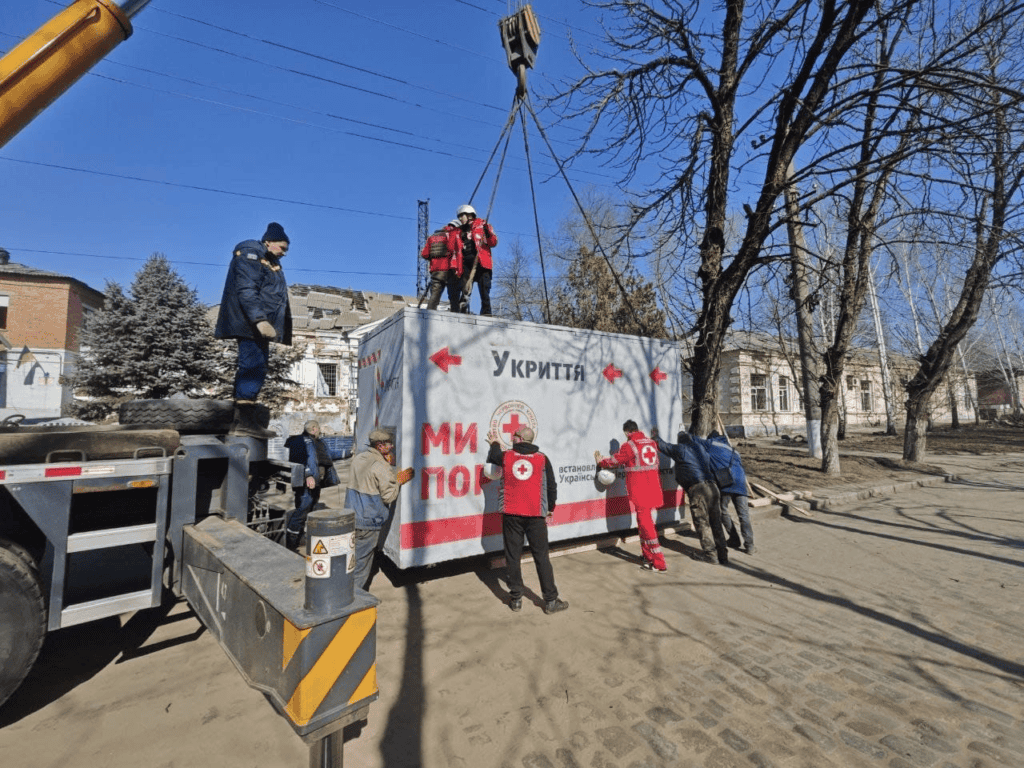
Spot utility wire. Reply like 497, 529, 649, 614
7, 246, 417, 278
0, 156, 551, 240
149, 5, 507, 113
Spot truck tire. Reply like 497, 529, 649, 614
0, 542, 46, 709
118, 399, 270, 432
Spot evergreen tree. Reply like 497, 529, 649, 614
68, 254, 221, 420
550, 248, 668, 338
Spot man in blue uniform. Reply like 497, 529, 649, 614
214, 222, 293, 437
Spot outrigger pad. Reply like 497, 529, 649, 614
0, 425, 180, 465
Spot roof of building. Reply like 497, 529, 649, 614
0, 257, 105, 300
289, 284, 418, 332
205, 284, 420, 333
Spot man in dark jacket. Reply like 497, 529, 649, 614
485, 425, 568, 614
284, 420, 340, 551
651, 427, 728, 565
214, 222, 293, 437
706, 433, 756, 554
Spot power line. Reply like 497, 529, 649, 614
0, 156, 558, 240
148, 4, 508, 113
8, 247, 417, 278
0, 156, 411, 219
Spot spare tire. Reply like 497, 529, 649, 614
118, 399, 270, 433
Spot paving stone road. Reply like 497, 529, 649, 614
1, 453, 1021, 768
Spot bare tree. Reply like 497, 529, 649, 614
553, 0, 1024, 446
901, 23, 1024, 461
492, 238, 547, 322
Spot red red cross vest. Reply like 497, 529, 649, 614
501, 451, 547, 517
623, 436, 663, 509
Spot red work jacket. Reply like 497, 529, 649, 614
599, 431, 663, 510
501, 451, 548, 517
420, 226, 462, 274
459, 218, 498, 270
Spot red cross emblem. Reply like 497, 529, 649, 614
503, 413, 526, 439
640, 445, 658, 466
512, 459, 534, 480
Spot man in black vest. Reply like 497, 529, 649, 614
485, 425, 568, 614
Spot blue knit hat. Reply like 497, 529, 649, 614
262, 222, 289, 243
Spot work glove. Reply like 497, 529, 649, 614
256, 320, 277, 340
397, 467, 414, 485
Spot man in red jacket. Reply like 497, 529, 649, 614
455, 204, 498, 315
486, 425, 569, 614
420, 222, 462, 311
595, 419, 668, 572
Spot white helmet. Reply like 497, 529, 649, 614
596, 468, 616, 486
482, 463, 503, 480
457, 204, 476, 218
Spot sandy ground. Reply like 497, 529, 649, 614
0, 428, 1021, 768
726, 422, 1022, 494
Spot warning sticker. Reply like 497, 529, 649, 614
306, 555, 331, 579
310, 534, 354, 559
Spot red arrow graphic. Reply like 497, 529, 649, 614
650, 366, 667, 384
603, 363, 623, 383
430, 347, 462, 373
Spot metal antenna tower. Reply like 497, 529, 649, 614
417, 199, 429, 296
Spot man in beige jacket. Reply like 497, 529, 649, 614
345, 429, 413, 590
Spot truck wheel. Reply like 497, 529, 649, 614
118, 399, 269, 433
0, 542, 46, 709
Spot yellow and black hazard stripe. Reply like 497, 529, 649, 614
281, 605, 377, 727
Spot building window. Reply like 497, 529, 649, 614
318, 362, 340, 397
778, 376, 790, 411
846, 375, 855, 389
750, 374, 768, 412
860, 380, 872, 411
0, 295, 8, 329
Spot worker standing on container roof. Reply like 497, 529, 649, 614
455, 205, 498, 315
420, 220, 463, 311
595, 420, 669, 573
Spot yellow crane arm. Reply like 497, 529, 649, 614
0, 0, 151, 148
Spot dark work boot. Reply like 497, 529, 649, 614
229, 401, 276, 439
285, 531, 301, 551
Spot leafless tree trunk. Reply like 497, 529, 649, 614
784, 163, 823, 457
867, 261, 898, 435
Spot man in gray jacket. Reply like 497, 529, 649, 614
345, 429, 413, 590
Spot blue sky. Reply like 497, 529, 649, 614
1, 0, 620, 305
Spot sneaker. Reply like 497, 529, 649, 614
543, 598, 569, 614
509, 597, 522, 612
744, 544, 757, 555
640, 562, 667, 573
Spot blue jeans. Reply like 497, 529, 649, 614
234, 337, 269, 400
286, 486, 322, 540
720, 493, 754, 547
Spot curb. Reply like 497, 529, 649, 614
748, 473, 958, 520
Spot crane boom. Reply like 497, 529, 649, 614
0, 0, 152, 148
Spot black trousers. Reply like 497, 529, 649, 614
503, 514, 558, 602
461, 261, 492, 315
